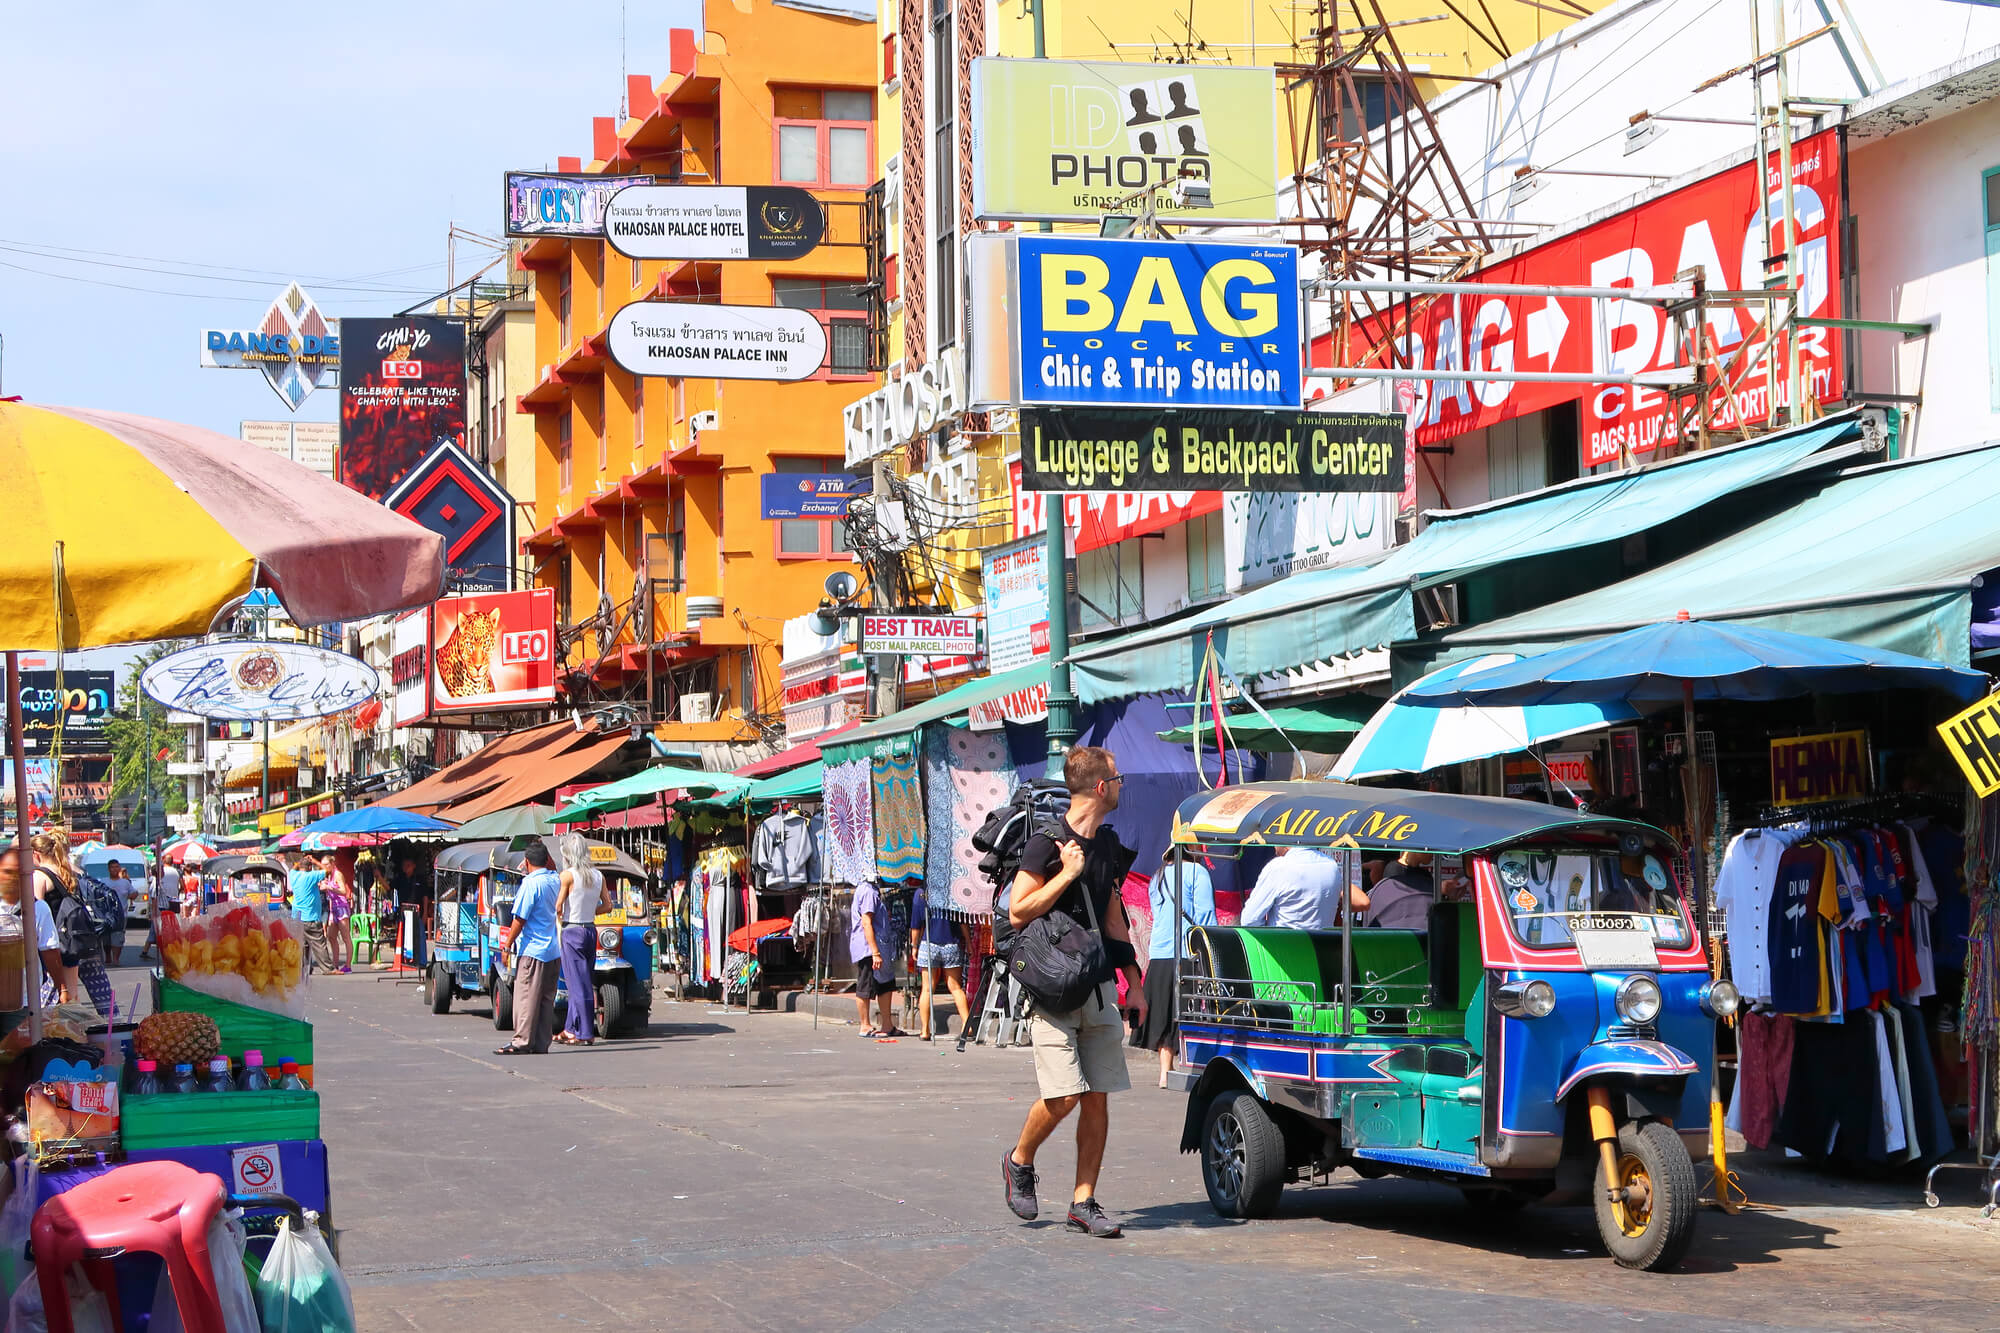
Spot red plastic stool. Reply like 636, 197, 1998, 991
32, 1160, 229, 1333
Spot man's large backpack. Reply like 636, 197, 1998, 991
76, 876, 126, 941
46, 882, 103, 962
973, 780, 1070, 958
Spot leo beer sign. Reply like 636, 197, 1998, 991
428, 589, 558, 714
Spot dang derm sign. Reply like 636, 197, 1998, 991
1014, 236, 1301, 410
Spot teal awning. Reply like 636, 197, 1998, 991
1156, 702, 1374, 752
1432, 441, 2000, 670
819, 661, 1051, 767
1068, 414, 1867, 703
552, 764, 754, 822
691, 760, 826, 808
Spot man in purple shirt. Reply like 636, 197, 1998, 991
850, 881, 900, 1037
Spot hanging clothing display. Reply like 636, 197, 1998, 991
751, 806, 821, 890
922, 724, 1018, 919
872, 750, 925, 883
691, 845, 747, 986
822, 757, 875, 888
1716, 806, 1959, 1167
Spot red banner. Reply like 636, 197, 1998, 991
1007, 460, 1222, 553
428, 589, 558, 715
1321, 129, 1843, 471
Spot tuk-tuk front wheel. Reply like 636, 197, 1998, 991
1593, 1120, 1697, 1271
491, 971, 513, 1031
599, 982, 625, 1036
1200, 1090, 1285, 1220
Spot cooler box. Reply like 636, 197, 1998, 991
120, 1089, 320, 1150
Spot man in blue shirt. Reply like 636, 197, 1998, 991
1241, 847, 1344, 931
497, 840, 563, 1054
286, 856, 336, 974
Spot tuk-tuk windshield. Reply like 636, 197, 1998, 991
1492, 847, 1692, 950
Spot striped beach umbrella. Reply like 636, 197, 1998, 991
0, 400, 444, 649
1332, 655, 1641, 782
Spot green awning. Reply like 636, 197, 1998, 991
1430, 440, 2000, 670
1068, 415, 1867, 703
691, 760, 826, 808
1157, 703, 1373, 752
819, 661, 1050, 767
552, 764, 753, 822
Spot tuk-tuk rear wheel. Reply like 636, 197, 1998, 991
1592, 1120, 1697, 1271
1200, 1090, 1285, 1220
429, 966, 453, 1015
491, 971, 513, 1031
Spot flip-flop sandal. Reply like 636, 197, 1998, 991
880, 1028, 910, 1038
859, 1028, 885, 1038
493, 1045, 532, 1055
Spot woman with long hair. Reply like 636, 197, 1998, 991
30, 829, 106, 1013
552, 832, 610, 1045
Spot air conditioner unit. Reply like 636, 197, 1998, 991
690, 410, 719, 433
680, 692, 718, 724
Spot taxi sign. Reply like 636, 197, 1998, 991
589, 844, 619, 864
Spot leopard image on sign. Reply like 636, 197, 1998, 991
427, 589, 558, 714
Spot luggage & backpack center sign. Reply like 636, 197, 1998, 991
1016, 237, 1301, 410
1018, 407, 1403, 492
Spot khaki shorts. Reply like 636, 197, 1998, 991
1029, 981, 1131, 1099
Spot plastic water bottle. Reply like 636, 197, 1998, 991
200, 1057, 232, 1093
276, 1060, 306, 1091
130, 1059, 161, 1096
169, 1063, 198, 1094
238, 1050, 271, 1092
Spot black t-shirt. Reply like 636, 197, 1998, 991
1016, 819, 1136, 971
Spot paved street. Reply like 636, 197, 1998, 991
294, 969, 2000, 1332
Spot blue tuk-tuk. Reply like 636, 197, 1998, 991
482, 839, 655, 1037
425, 840, 508, 1015
1167, 781, 1736, 1271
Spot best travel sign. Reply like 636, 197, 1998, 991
1015, 236, 1301, 410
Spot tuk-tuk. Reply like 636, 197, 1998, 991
203, 853, 287, 907
1167, 782, 1736, 1272
481, 839, 654, 1037
424, 841, 508, 1016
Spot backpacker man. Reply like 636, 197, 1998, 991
999, 745, 1144, 1239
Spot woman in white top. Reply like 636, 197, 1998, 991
0, 846, 66, 1008
553, 833, 612, 1045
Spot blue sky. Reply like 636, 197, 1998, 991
3, 2, 702, 680
0, 0, 702, 433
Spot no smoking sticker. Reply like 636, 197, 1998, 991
231, 1144, 284, 1196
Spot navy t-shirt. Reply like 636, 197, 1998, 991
1768, 843, 1826, 1014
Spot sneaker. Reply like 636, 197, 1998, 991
1002, 1152, 1039, 1220
1065, 1197, 1123, 1238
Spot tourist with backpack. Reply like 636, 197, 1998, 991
998, 745, 1143, 1240
30, 830, 108, 1014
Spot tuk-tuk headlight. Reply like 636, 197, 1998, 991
1701, 978, 1741, 1019
642, 929, 658, 947
597, 928, 621, 953
1493, 979, 1557, 1019
1615, 974, 1663, 1025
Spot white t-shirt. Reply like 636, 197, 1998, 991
1, 896, 60, 950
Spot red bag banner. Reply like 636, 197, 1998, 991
1322, 128, 1843, 474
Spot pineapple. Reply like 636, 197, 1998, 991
133, 1012, 222, 1069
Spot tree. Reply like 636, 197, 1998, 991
102, 642, 189, 822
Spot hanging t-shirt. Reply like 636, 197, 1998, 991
1768, 841, 1830, 1015
1715, 828, 1799, 1005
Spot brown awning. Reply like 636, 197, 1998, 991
376, 722, 636, 822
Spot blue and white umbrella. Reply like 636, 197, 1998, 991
1332, 655, 1641, 781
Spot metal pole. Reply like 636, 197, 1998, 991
7, 653, 45, 1041
261, 720, 270, 834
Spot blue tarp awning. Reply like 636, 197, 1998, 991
1432, 440, 2000, 669
1067, 415, 1868, 703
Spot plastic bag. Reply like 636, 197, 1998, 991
158, 906, 311, 1020
148, 1209, 259, 1333
3, 1267, 114, 1333
252, 1214, 353, 1333
0, 1159, 38, 1300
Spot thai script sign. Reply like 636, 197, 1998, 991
608, 303, 826, 381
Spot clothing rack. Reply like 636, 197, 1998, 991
1754, 791, 1960, 830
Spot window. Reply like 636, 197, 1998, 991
884, 253, 899, 304
673, 378, 685, 422
633, 378, 646, 449
596, 412, 608, 472
1494, 848, 1691, 950
1322, 74, 1401, 147
557, 415, 573, 492
1986, 165, 2000, 409
557, 265, 572, 347
1187, 511, 1226, 601
773, 88, 873, 189
774, 278, 872, 377
630, 253, 642, 291
882, 33, 898, 86
593, 245, 604, 321
1076, 545, 1144, 632
930, 9, 956, 349
772, 456, 854, 558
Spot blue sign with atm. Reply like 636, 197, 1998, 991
1015, 236, 1301, 410
760, 473, 866, 520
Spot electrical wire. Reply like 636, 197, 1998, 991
0, 238, 448, 295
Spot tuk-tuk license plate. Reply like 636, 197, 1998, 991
1566, 918, 1660, 969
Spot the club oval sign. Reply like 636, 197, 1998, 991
606, 301, 827, 382
141, 640, 384, 722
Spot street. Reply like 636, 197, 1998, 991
291, 968, 2000, 1332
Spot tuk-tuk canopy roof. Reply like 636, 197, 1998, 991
1170, 781, 1666, 855
490, 839, 645, 880
433, 841, 509, 876
204, 853, 283, 878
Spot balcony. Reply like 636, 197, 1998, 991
516, 236, 567, 272
518, 365, 569, 414
554, 331, 608, 381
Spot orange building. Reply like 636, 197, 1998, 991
516, 5, 878, 765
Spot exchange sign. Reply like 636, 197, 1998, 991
605, 185, 825, 260
859, 614, 980, 657
759, 473, 865, 520
1016, 237, 1300, 409
1018, 407, 1403, 492
141, 641, 382, 722
607, 302, 827, 381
